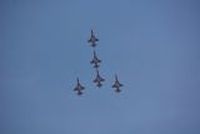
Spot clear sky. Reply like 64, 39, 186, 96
1, 0, 200, 134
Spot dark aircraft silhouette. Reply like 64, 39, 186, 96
90, 50, 101, 68
88, 30, 99, 47
74, 78, 85, 95
112, 75, 123, 92
93, 69, 105, 88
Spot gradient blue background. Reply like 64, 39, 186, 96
1, 0, 200, 134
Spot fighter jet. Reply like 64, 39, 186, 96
74, 78, 85, 95
112, 74, 123, 93
93, 69, 105, 88
90, 50, 101, 68
88, 30, 99, 47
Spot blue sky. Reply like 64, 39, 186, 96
1, 0, 200, 134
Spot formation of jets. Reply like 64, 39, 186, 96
73, 29, 124, 95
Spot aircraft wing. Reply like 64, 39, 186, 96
112, 83, 118, 88
80, 85, 85, 90
97, 59, 101, 63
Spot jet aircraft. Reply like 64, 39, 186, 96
90, 50, 101, 68
74, 78, 85, 95
112, 75, 123, 92
93, 69, 105, 88
88, 30, 99, 47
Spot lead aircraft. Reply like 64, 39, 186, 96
88, 30, 99, 47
